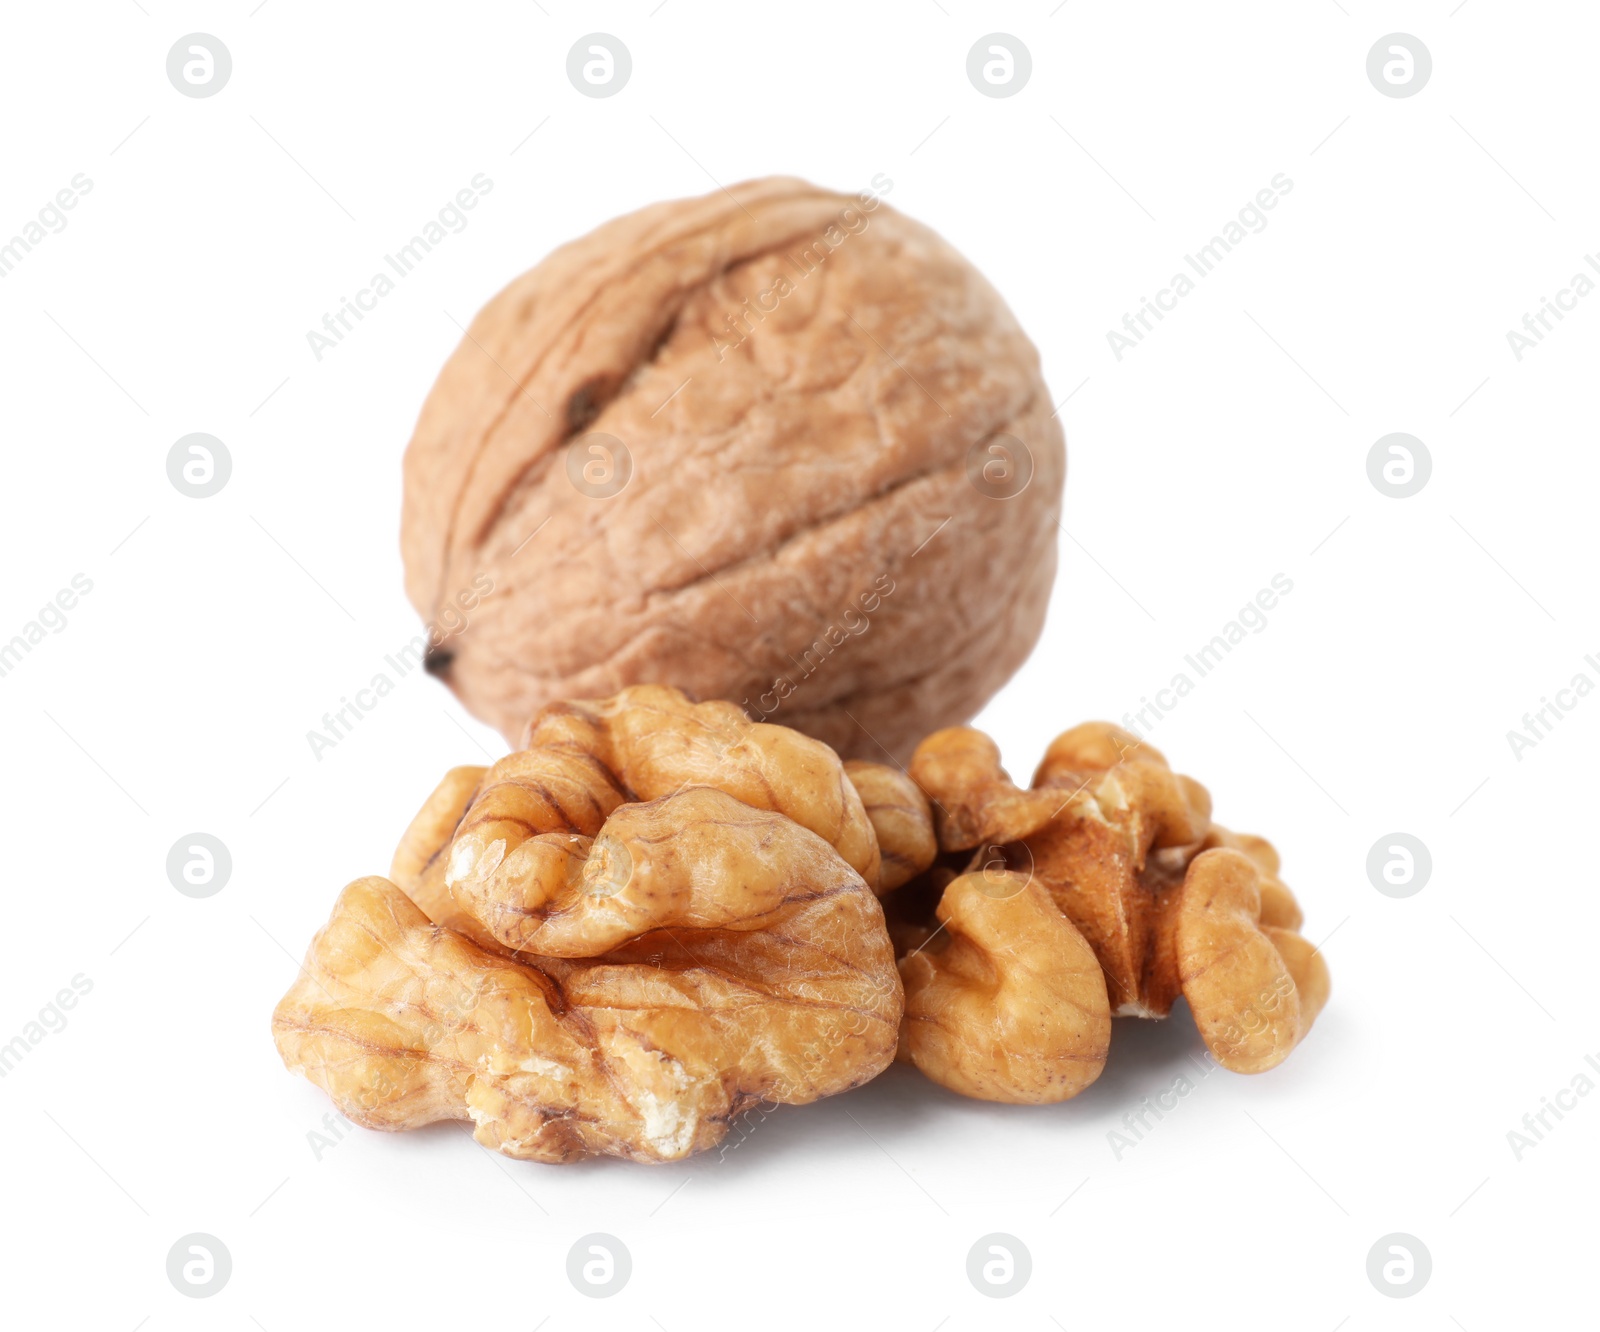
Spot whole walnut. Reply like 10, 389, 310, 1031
401, 177, 1064, 761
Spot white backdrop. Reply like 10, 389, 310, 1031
2, 2, 1593, 1327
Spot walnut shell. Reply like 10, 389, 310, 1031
401, 177, 1064, 761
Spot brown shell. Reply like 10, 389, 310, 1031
400, 177, 1064, 761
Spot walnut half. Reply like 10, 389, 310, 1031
908, 722, 1330, 1075
272, 686, 903, 1163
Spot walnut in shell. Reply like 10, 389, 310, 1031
908, 722, 1330, 1074
272, 685, 903, 1163
401, 177, 1064, 762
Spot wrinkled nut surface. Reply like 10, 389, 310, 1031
909, 722, 1330, 1074
1158, 848, 1331, 1074
401, 177, 1064, 762
898, 871, 1110, 1103
843, 758, 937, 893
272, 685, 902, 1163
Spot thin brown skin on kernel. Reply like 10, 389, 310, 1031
1034, 720, 1161, 779
390, 764, 496, 947
1163, 849, 1329, 1074
1198, 825, 1303, 931
1029, 761, 1212, 1015
276, 683, 905, 1164
906, 720, 1330, 1067
914, 727, 1209, 1014
434, 684, 881, 957
908, 726, 1062, 851
898, 872, 1110, 1104
842, 759, 937, 893
525, 685, 882, 887
274, 795, 902, 1165
1266, 926, 1332, 1032
391, 764, 486, 892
